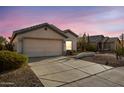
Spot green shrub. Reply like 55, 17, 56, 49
116, 47, 124, 56
86, 44, 97, 52
0, 51, 28, 72
4, 43, 14, 51
0, 44, 4, 50
66, 50, 77, 55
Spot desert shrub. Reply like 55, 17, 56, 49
0, 51, 28, 72
66, 50, 77, 55
86, 44, 97, 52
4, 43, 14, 51
0, 44, 4, 50
116, 47, 124, 56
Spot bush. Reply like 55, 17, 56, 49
116, 47, 124, 56
66, 50, 76, 55
0, 44, 4, 50
0, 51, 28, 72
4, 43, 14, 51
86, 44, 97, 52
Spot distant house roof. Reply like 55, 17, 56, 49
89, 35, 120, 44
11, 23, 68, 42
89, 35, 104, 43
106, 37, 120, 43
64, 29, 78, 37
102, 37, 109, 43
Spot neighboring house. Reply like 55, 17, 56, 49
10, 23, 78, 57
89, 35, 104, 50
89, 35, 121, 51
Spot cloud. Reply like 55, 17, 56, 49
0, 6, 124, 38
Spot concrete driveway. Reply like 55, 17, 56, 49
29, 56, 124, 87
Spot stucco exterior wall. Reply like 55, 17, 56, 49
12, 35, 22, 53
64, 32, 78, 51
18, 27, 65, 39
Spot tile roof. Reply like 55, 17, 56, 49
89, 35, 120, 43
102, 37, 109, 43
89, 35, 104, 43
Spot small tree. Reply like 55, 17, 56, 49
116, 33, 124, 60
0, 36, 14, 51
87, 34, 90, 44
77, 33, 87, 52
0, 36, 7, 50
4, 43, 14, 51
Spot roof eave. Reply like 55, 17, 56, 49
64, 29, 78, 37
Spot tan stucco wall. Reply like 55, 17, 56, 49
64, 32, 78, 51
18, 27, 65, 39
12, 35, 22, 53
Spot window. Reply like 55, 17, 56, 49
66, 41, 72, 50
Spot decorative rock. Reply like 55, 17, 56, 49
75, 52, 95, 59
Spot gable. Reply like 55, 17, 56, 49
64, 30, 78, 38
65, 32, 78, 40
17, 26, 66, 40
11, 23, 68, 42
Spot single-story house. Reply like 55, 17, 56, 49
89, 35, 121, 51
10, 23, 78, 57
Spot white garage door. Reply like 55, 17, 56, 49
23, 38, 63, 57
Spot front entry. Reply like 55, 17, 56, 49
66, 41, 72, 50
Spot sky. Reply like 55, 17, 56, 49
0, 6, 124, 38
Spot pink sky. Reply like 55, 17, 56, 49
0, 6, 124, 38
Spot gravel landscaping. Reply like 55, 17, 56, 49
0, 66, 44, 87
81, 53, 124, 67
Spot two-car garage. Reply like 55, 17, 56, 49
23, 38, 63, 57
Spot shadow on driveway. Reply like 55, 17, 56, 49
29, 56, 61, 63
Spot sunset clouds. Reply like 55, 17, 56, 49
0, 6, 124, 38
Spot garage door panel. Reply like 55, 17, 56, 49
23, 39, 63, 57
